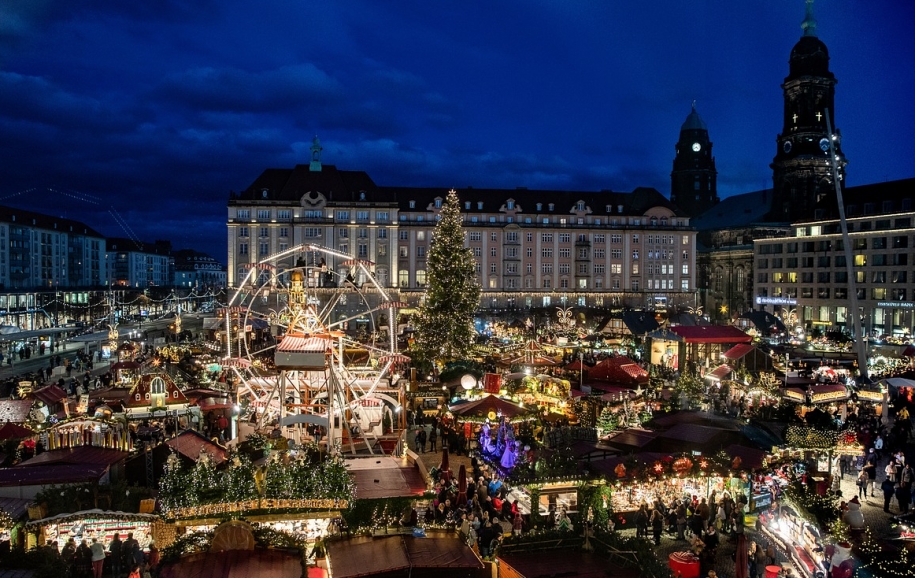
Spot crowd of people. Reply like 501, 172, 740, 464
47, 532, 158, 578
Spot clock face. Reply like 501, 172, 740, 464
783, 141, 792, 154
819, 138, 830, 152
691, 142, 701, 152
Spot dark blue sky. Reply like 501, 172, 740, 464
0, 1, 913, 262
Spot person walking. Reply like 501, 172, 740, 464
429, 426, 438, 452
856, 468, 868, 499
416, 428, 426, 453
864, 450, 878, 497
903, 463, 914, 492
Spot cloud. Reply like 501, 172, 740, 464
156, 63, 343, 113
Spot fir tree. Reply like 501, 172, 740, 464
412, 190, 481, 362
598, 406, 619, 435
158, 453, 187, 512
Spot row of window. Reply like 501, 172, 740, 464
761, 286, 909, 301
235, 209, 392, 222
759, 234, 913, 254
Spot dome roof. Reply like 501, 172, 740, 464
680, 105, 707, 132
788, 35, 833, 80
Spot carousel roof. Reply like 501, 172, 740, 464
449, 395, 530, 420
159, 548, 303, 578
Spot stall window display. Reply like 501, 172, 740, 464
31, 514, 157, 552
760, 503, 827, 578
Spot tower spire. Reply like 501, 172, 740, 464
309, 135, 323, 172
801, 0, 817, 37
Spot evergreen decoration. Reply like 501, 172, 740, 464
411, 190, 481, 362
597, 406, 619, 435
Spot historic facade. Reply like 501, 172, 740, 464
671, 103, 718, 217
227, 139, 698, 315
769, 0, 846, 223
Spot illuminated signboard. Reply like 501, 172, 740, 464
756, 297, 797, 305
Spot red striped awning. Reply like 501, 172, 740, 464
379, 354, 411, 365
221, 357, 252, 368
277, 336, 330, 353
382, 302, 410, 308
242, 263, 276, 270
620, 364, 648, 379
341, 259, 375, 266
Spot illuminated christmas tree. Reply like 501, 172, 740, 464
412, 190, 480, 362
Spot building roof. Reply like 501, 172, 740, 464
603, 428, 658, 450
326, 536, 484, 578
693, 189, 777, 233
391, 185, 687, 218
0, 204, 105, 238
232, 164, 390, 204
668, 325, 752, 344
657, 423, 727, 445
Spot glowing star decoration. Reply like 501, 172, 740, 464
653, 461, 665, 474
699, 459, 709, 470
719, 304, 728, 314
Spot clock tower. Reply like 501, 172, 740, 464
671, 102, 718, 217
770, 0, 847, 222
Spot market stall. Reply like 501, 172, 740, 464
25, 509, 165, 551
758, 501, 827, 578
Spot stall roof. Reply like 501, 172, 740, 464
0, 464, 108, 487
158, 548, 303, 578
657, 423, 726, 445
668, 325, 752, 344
0, 496, 31, 520
449, 395, 530, 420
25, 508, 159, 528
348, 457, 426, 500
722, 343, 756, 360
604, 428, 658, 449
0, 400, 34, 424
30, 385, 67, 405
499, 550, 638, 578
166, 430, 228, 465
0, 422, 35, 440
587, 356, 648, 385
707, 364, 733, 380
326, 536, 483, 578
19, 446, 128, 468
723, 444, 769, 470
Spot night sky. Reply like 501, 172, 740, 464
1, 1, 913, 262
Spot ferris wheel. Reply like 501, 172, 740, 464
221, 243, 409, 455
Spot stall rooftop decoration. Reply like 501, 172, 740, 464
124, 373, 190, 419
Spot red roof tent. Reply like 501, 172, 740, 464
669, 325, 752, 344
30, 385, 67, 405
166, 430, 228, 465
588, 356, 649, 385
0, 422, 35, 440
723, 343, 755, 360
564, 359, 588, 372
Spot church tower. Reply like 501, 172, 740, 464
671, 102, 718, 216
770, 0, 846, 221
